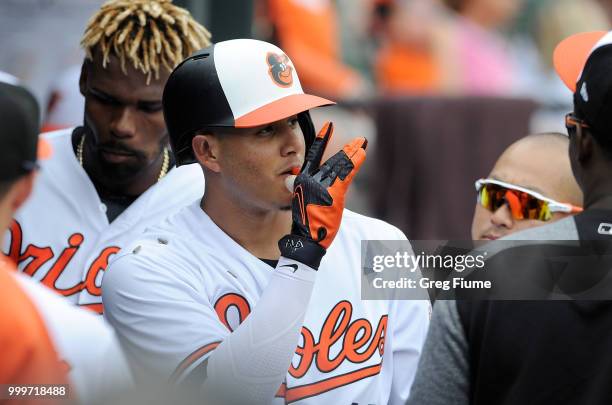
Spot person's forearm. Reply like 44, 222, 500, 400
203, 257, 316, 405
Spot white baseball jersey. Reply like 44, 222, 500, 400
15, 272, 133, 403
103, 201, 430, 404
3, 128, 204, 313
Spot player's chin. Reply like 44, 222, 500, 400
98, 155, 144, 182
276, 189, 293, 210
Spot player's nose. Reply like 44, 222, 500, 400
279, 122, 304, 157
490, 204, 514, 229
110, 106, 137, 139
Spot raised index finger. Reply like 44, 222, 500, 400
302, 121, 334, 175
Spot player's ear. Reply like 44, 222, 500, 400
576, 127, 594, 165
193, 133, 222, 173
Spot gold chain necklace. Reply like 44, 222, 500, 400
77, 133, 169, 181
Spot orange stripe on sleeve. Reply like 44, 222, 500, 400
169, 342, 222, 383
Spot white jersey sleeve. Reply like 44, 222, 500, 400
14, 273, 133, 403
203, 256, 318, 404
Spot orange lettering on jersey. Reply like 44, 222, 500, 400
291, 327, 316, 377
84, 246, 120, 297
20, 245, 55, 276
7, 220, 120, 306
41, 234, 84, 294
289, 301, 387, 379
8, 220, 55, 275
284, 363, 383, 403
214, 293, 251, 332
213, 295, 388, 402
312, 301, 353, 373
7, 220, 24, 263
80, 303, 104, 314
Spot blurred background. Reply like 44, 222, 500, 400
1, 0, 609, 239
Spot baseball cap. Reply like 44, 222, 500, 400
0, 79, 51, 182
554, 31, 612, 139
164, 39, 335, 136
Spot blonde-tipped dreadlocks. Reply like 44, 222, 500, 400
81, 0, 211, 84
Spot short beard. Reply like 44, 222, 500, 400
95, 149, 147, 185
91, 136, 168, 190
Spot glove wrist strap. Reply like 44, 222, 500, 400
278, 235, 326, 270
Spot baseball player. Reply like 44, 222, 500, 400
0, 74, 133, 403
103, 39, 430, 404
3, 0, 211, 314
0, 79, 69, 402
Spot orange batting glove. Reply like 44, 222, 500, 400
279, 122, 367, 269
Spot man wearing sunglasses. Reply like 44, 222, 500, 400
471, 132, 582, 240
407, 31, 612, 405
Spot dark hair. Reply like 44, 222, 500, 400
81, 0, 211, 84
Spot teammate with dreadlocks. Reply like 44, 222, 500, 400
3, 0, 211, 314
80, 0, 210, 84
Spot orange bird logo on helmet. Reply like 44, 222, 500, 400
267, 52, 293, 87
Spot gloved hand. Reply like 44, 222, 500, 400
279, 122, 367, 269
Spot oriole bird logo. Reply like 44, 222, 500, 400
267, 52, 293, 87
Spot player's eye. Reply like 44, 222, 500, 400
256, 125, 275, 136
89, 89, 119, 106
288, 117, 299, 128
138, 102, 163, 113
